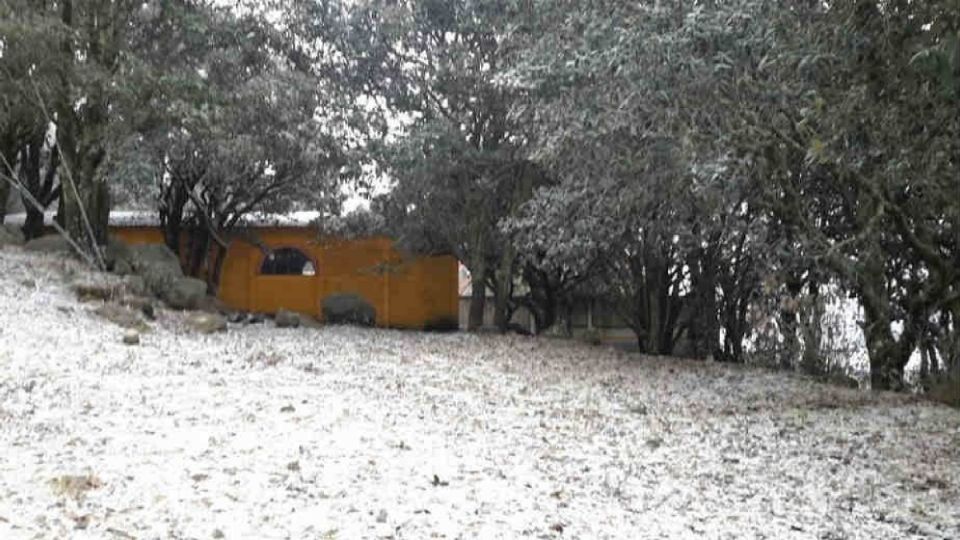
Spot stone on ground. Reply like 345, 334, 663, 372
122, 329, 141, 345
186, 312, 227, 334
163, 277, 207, 310
125, 244, 184, 298
274, 309, 301, 328
94, 303, 149, 331
322, 293, 376, 327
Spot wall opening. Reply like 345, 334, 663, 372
260, 247, 316, 276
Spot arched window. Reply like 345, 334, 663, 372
260, 248, 316, 276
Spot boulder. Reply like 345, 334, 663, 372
0, 224, 25, 247
196, 294, 229, 314
274, 309, 301, 328
104, 236, 133, 274
186, 312, 227, 334
128, 243, 181, 270
122, 275, 149, 297
226, 312, 248, 324
94, 303, 149, 331
322, 293, 376, 327
162, 277, 207, 310
299, 314, 323, 329
127, 244, 184, 297
24, 234, 71, 254
121, 296, 156, 320
71, 281, 121, 302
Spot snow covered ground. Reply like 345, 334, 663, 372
1, 247, 958, 540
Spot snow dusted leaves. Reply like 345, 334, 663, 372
0, 248, 958, 538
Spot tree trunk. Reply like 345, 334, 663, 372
799, 286, 825, 375
207, 243, 228, 295
23, 206, 46, 240
688, 251, 719, 360
492, 245, 517, 332
186, 227, 211, 278
864, 314, 910, 391
55, 0, 111, 260
0, 177, 8, 223
468, 274, 486, 330
860, 276, 914, 391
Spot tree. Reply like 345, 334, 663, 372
0, 0, 66, 234
336, 0, 537, 331
1, 0, 187, 263
130, 1, 348, 289
721, 0, 960, 388
500, 0, 780, 355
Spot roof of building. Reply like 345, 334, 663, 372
4, 210, 324, 229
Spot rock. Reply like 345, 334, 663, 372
122, 275, 149, 297
104, 236, 133, 274
122, 329, 140, 345
248, 313, 265, 324
196, 294, 228, 314
0, 224, 25, 247
112, 258, 134, 275
94, 303, 149, 331
186, 312, 227, 334
274, 309, 301, 328
121, 296, 156, 320
128, 243, 181, 271
127, 244, 184, 298
24, 234, 71, 254
226, 312, 247, 324
322, 293, 376, 327
299, 314, 323, 329
163, 277, 207, 310
375, 509, 388, 523
71, 281, 121, 302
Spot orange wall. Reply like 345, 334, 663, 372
112, 226, 459, 329
113, 227, 165, 246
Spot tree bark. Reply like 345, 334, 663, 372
860, 258, 915, 391
467, 271, 487, 330
0, 134, 10, 224
54, 0, 113, 259
492, 244, 516, 332
0, 181, 7, 223
688, 248, 719, 360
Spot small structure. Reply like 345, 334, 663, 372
9, 211, 460, 329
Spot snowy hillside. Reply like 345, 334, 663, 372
0, 247, 958, 539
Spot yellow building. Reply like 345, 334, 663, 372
9, 211, 459, 329
112, 223, 459, 329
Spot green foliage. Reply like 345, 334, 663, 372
2, 0, 352, 282
498, 0, 959, 384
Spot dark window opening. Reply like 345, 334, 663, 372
260, 248, 316, 276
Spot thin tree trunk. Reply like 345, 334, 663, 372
468, 273, 486, 330
492, 246, 516, 332
0, 181, 8, 223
